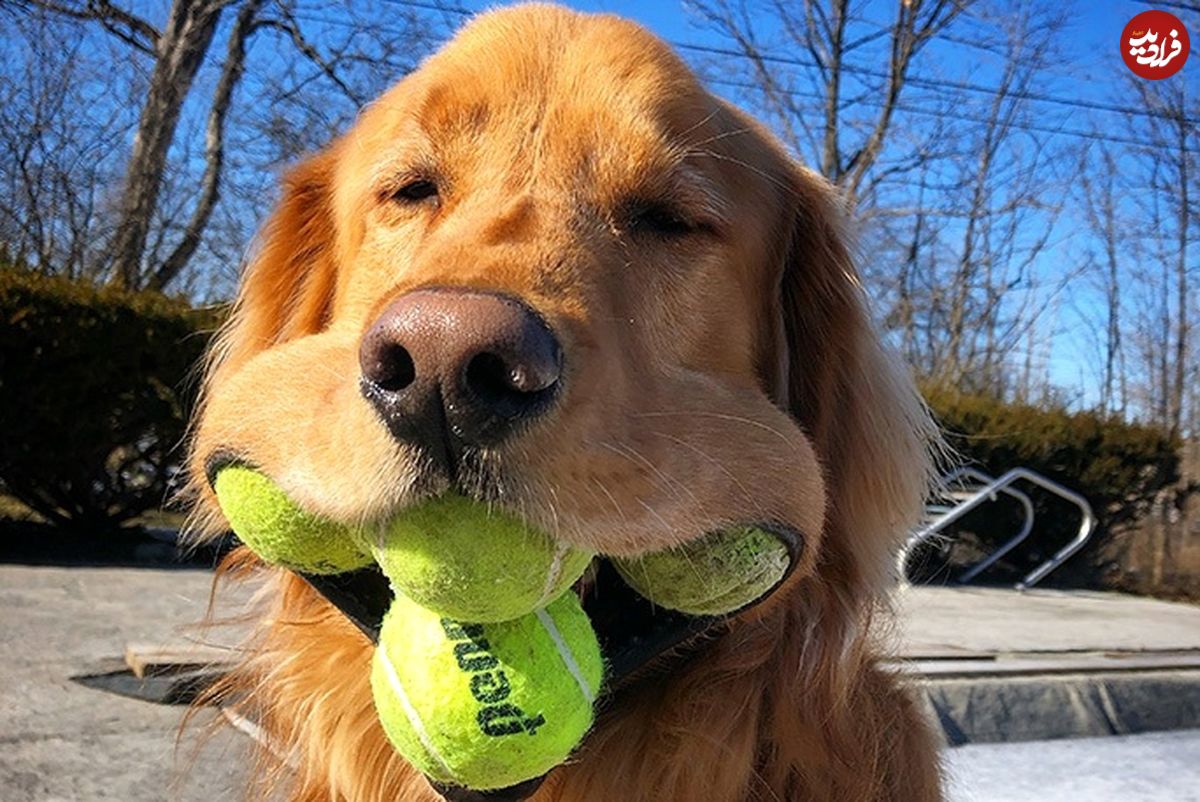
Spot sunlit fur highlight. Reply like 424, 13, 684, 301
187, 5, 943, 801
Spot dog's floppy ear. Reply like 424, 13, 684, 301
186, 150, 340, 529
766, 168, 934, 596
211, 149, 341, 381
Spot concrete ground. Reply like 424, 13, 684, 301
893, 584, 1200, 655
0, 565, 249, 802
2, 564, 1199, 801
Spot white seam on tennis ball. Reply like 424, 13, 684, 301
535, 606, 595, 704
377, 648, 456, 780
538, 541, 570, 606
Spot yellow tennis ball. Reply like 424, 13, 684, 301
371, 591, 603, 791
370, 494, 593, 623
212, 465, 371, 574
612, 526, 791, 615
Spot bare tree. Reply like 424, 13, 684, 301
0, 10, 136, 278
144, 0, 267, 292
1116, 68, 1198, 434
937, 4, 1070, 392
6, 0, 446, 292
685, 0, 1200, 418
874, 3, 1069, 395
1079, 146, 1128, 417
690, 0, 970, 208
1162, 91, 1194, 438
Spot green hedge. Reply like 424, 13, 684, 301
0, 267, 217, 532
919, 386, 1179, 585
924, 387, 1178, 513
0, 266, 1182, 576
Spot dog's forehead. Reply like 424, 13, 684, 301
353, 6, 718, 177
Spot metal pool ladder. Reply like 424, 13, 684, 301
898, 467, 1098, 590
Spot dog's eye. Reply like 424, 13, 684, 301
392, 179, 439, 204
626, 202, 694, 238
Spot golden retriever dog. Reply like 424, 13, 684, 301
188, 4, 943, 800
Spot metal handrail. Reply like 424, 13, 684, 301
901, 467, 1035, 583
898, 467, 1097, 590
943, 468, 1036, 584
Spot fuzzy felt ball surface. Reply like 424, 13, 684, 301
371, 591, 603, 791
369, 494, 593, 623
212, 466, 371, 574
613, 526, 791, 616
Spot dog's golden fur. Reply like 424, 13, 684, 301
189, 5, 943, 800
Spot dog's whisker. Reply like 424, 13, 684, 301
633, 410, 796, 449
589, 476, 627, 525
674, 106, 722, 140
597, 440, 701, 510
684, 148, 801, 200
540, 479, 565, 543
633, 496, 676, 541
648, 430, 757, 511
680, 125, 755, 151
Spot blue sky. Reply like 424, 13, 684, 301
476, 1, 1163, 81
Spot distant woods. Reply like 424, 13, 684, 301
692, 0, 1198, 435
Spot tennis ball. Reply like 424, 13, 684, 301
371, 590, 603, 791
613, 526, 790, 616
212, 465, 371, 574
369, 494, 593, 623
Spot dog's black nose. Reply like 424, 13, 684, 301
359, 288, 562, 456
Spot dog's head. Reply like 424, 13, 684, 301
192, 0, 929, 700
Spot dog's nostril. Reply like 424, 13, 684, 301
365, 342, 416, 392
464, 351, 557, 417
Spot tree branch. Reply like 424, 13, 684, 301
843, 0, 971, 198
257, 11, 365, 106
15, 0, 161, 55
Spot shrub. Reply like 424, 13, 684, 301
0, 266, 218, 532
924, 387, 1179, 511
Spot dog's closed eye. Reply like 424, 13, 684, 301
623, 199, 704, 238
391, 177, 440, 205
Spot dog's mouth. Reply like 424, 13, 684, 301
300, 539, 805, 680
204, 454, 801, 669
205, 454, 802, 801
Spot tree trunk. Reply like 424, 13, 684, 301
107, 0, 224, 290
146, 0, 266, 292
1169, 108, 1189, 437
820, 0, 847, 181
1095, 150, 1123, 417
